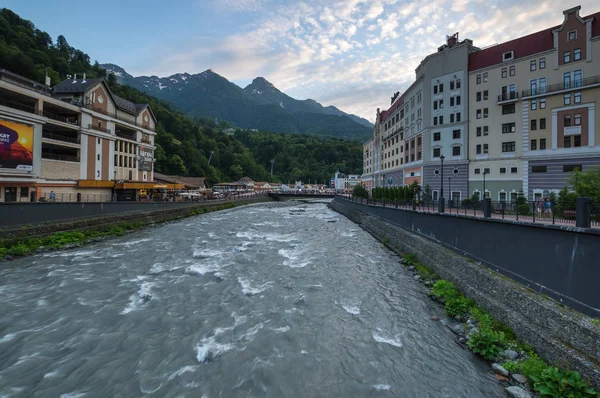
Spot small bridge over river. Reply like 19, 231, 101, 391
268, 192, 335, 201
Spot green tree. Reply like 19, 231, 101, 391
422, 184, 433, 203
570, 167, 600, 203
352, 184, 369, 199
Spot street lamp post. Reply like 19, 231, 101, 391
438, 155, 445, 213
448, 176, 452, 208
483, 170, 488, 201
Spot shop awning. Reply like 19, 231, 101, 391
115, 182, 184, 189
78, 180, 116, 188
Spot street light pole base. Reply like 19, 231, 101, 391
438, 198, 445, 213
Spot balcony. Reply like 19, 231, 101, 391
522, 74, 600, 98
140, 137, 152, 144
42, 152, 79, 162
43, 109, 79, 126
0, 97, 38, 114
42, 131, 79, 144
497, 92, 519, 104
84, 103, 154, 131
88, 123, 111, 134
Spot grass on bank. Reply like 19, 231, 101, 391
0, 203, 236, 260
401, 252, 598, 397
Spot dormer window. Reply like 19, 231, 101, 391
503, 51, 514, 62
568, 31, 577, 41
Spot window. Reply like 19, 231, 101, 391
20, 187, 29, 198
540, 118, 546, 129
502, 122, 516, 133
439, 115, 444, 124
539, 77, 547, 94
433, 116, 438, 125
530, 60, 536, 71
439, 100, 444, 109
483, 126, 489, 136
563, 164, 581, 172
509, 65, 515, 76
484, 168, 490, 174
531, 100, 537, 111
564, 136, 571, 148
483, 144, 489, 154
483, 90, 488, 100
503, 51, 514, 61
564, 51, 571, 63
540, 139, 546, 149
450, 97, 454, 106
531, 139, 537, 150
476, 92, 481, 101
456, 96, 461, 105
433, 85, 438, 94
574, 48, 581, 61
433, 148, 441, 157
574, 113, 581, 126
476, 144, 482, 154
434, 101, 438, 110
433, 132, 440, 141
574, 92, 581, 103
483, 108, 488, 118
474, 168, 481, 174
439, 84, 444, 93
532, 166, 547, 173
476, 127, 482, 137
574, 70, 582, 87
502, 68, 507, 78
511, 167, 518, 174
417, 137, 421, 146
530, 79, 537, 95
503, 104, 516, 114
574, 135, 581, 147
564, 115, 571, 127
452, 146, 461, 156
457, 112, 461, 122
483, 72, 488, 82
539, 58, 546, 69
453, 129, 461, 139
476, 74, 481, 84
540, 98, 546, 109
456, 79, 461, 89
564, 72, 571, 88
568, 30, 577, 41
500, 167, 507, 174
450, 114, 454, 123
450, 80, 455, 90
502, 141, 516, 152
564, 94, 571, 105
97, 154, 100, 161
531, 119, 537, 131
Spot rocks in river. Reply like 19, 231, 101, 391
4, 255, 14, 261
414, 275, 421, 281
511, 374, 528, 384
408, 266, 415, 271
502, 349, 519, 360
505, 386, 532, 398
451, 324, 464, 335
430, 316, 440, 321
424, 281, 432, 287
492, 363, 509, 377
494, 374, 509, 382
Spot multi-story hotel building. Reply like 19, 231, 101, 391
0, 69, 175, 202
468, 6, 600, 201
362, 137, 373, 190
364, 6, 600, 203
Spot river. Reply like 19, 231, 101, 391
0, 201, 504, 397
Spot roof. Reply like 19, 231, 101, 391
154, 173, 206, 189
469, 11, 600, 72
381, 97, 404, 124
53, 78, 104, 94
113, 93, 138, 115
238, 177, 254, 183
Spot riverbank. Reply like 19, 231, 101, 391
0, 197, 271, 261
330, 198, 600, 395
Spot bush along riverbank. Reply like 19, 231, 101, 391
0, 203, 237, 261
399, 251, 599, 398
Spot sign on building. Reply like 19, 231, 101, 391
138, 147, 153, 171
0, 120, 33, 171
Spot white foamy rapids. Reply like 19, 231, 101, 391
193, 248, 225, 259
167, 365, 198, 381
185, 259, 226, 276
278, 248, 299, 260
195, 336, 235, 364
372, 330, 403, 348
149, 262, 184, 274
112, 238, 152, 247
120, 281, 155, 314
238, 277, 272, 295
342, 305, 361, 315
60, 393, 86, 398
208, 232, 218, 239
237, 231, 296, 242
270, 326, 290, 333
373, 384, 391, 391
341, 231, 355, 237
43, 249, 97, 258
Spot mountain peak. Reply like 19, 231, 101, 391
100, 63, 132, 79
251, 77, 274, 88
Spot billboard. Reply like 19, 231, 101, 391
0, 120, 33, 171
138, 147, 153, 172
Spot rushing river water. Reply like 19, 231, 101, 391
0, 201, 504, 397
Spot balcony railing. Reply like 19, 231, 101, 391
522, 75, 600, 98
84, 103, 155, 131
116, 130, 137, 141
140, 138, 152, 144
497, 92, 519, 103
88, 123, 111, 134
0, 97, 81, 126
42, 131, 79, 144
43, 110, 79, 125
42, 153, 79, 162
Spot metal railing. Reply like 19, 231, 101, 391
343, 195, 600, 229
0, 96, 81, 126
88, 123, 111, 134
41, 153, 79, 162
39, 193, 112, 203
42, 131, 79, 144
522, 75, 600, 98
497, 92, 518, 103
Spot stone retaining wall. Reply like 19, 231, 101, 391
330, 198, 600, 388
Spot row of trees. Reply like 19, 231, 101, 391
363, 182, 423, 202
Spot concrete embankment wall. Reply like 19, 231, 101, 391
0, 197, 271, 240
330, 197, 600, 387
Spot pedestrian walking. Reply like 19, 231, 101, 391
536, 197, 544, 217
49, 191, 55, 202
544, 197, 552, 217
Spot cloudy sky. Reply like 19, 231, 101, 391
5, 0, 599, 121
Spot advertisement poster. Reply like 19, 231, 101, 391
0, 120, 33, 171
138, 147, 153, 172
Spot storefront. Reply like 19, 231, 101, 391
114, 182, 184, 201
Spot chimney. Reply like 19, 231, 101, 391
447, 32, 459, 48
72, 73, 77, 83
82, 73, 87, 83
45, 71, 51, 86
